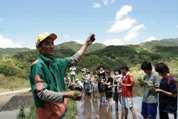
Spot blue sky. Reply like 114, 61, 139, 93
0, 0, 178, 49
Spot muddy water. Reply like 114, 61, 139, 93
76, 95, 159, 119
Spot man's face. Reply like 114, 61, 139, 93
37, 37, 54, 58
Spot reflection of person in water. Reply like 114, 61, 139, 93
98, 101, 108, 119
92, 98, 99, 118
82, 95, 92, 118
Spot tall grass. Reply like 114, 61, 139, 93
25, 99, 78, 119
0, 74, 30, 92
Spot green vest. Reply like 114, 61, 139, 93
28, 54, 72, 108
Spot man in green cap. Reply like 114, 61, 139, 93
28, 32, 95, 119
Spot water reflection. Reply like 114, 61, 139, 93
77, 95, 159, 119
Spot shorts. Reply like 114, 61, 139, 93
106, 91, 113, 98
91, 87, 97, 92
113, 92, 121, 102
91, 83, 98, 92
99, 83, 105, 93
159, 110, 177, 119
84, 82, 90, 90
121, 97, 133, 108
141, 101, 158, 119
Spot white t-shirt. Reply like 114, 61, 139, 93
75, 81, 83, 88
114, 74, 122, 93
83, 74, 91, 83
70, 67, 76, 75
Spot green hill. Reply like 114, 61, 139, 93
139, 38, 178, 47
55, 41, 106, 52
0, 48, 31, 55
1, 38, 178, 79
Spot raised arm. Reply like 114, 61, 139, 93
71, 34, 95, 65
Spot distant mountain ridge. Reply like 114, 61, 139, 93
0, 48, 31, 55
55, 41, 106, 52
0, 37, 178, 55
139, 38, 178, 47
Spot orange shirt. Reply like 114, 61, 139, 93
121, 72, 134, 98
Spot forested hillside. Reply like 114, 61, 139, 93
1, 38, 178, 80
0, 48, 31, 55
55, 41, 106, 52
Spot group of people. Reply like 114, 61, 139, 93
65, 61, 177, 119
28, 32, 177, 119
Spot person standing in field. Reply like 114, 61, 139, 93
98, 66, 106, 102
70, 66, 76, 83
28, 32, 95, 119
103, 69, 113, 108
64, 73, 70, 87
113, 68, 122, 111
154, 62, 177, 119
90, 72, 98, 99
83, 69, 91, 95
120, 64, 136, 119
138, 61, 160, 119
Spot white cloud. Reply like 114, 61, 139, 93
115, 5, 132, 20
103, 39, 123, 46
124, 32, 138, 41
74, 40, 84, 44
108, 18, 136, 33
123, 24, 144, 41
107, 5, 145, 44
103, 0, 115, 5
63, 35, 70, 38
92, 3, 101, 8
176, 25, 178, 28
129, 24, 144, 32
0, 34, 22, 48
145, 36, 156, 42
108, 5, 135, 33
103, 0, 109, 5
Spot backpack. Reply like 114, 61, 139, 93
167, 75, 176, 90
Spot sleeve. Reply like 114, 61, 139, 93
170, 76, 177, 93
79, 81, 84, 88
143, 75, 146, 80
29, 64, 48, 92
153, 74, 160, 88
83, 74, 91, 80
110, 77, 113, 85
62, 57, 73, 68
129, 74, 134, 86
37, 89, 64, 103
71, 52, 81, 66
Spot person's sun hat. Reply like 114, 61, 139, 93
75, 78, 79, 81
86, 69, 90, 73
81, 68, 86, 72
36, 33, 57, 47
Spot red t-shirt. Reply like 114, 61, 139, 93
121, 72, 134, 98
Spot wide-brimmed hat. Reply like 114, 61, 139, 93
81, 68, 86, 72
35, 33, 57, 47
86, 69, 90, 73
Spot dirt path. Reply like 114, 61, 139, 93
0, 88, 31, 107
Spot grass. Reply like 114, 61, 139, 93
0, 74, 30, 92
25, 99, 78, 119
